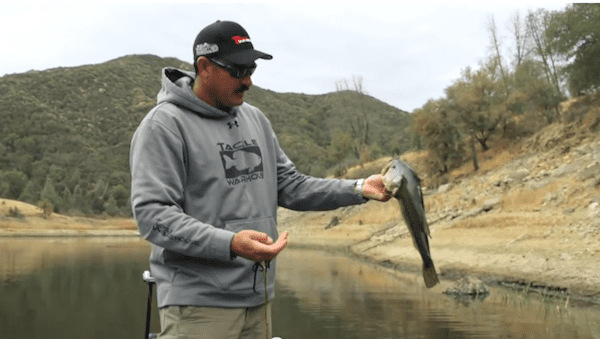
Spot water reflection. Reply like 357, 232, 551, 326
272, 249, 600, 339
273, 249, 495, 338
0, 238, 155, 339
0, 238, 599, 339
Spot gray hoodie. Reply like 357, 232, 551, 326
130, 68, 365, 308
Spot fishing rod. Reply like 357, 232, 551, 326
142, 269, 282, 339
142, 270, 157, 339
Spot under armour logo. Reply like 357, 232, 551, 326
227, 120, 239, 129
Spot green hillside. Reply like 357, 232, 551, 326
0, 55, 411, 216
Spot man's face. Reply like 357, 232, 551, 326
203, 59, 253, 110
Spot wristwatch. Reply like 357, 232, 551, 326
354, 179, 369, 202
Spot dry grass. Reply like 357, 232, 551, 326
343, 156, 393, 179
450, 137, 525, 180
0, 198, 137, 232
0, 199, 44, 218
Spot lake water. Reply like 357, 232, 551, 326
0, 237, 599, 339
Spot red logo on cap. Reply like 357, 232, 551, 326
232, 36, 251, 44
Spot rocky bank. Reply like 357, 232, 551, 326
278, 117, 600, 305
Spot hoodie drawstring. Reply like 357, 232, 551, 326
251, 260, 271, 339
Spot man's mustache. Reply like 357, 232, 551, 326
234, 85, 250, 94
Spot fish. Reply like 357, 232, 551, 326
381, 158, 440, 288
224, 150, 262, 173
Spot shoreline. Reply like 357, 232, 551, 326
2, 217, 599, 307
2, 189, 599, 308
0, 229, 140, 237
278, 202, 600, 308
287, 235, 600, 308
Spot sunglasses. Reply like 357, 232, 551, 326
209, 58, 257, 79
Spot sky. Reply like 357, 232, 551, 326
1, 1, 570, 112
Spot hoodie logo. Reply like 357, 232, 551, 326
217, 140, 264, 185
232, 36, 251, 44
227, 120, 239, 129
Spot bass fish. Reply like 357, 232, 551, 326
381, 158, 440, 288
223, 150, 262, 172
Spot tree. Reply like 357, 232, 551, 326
487, 15, 510, 98
40, 176, 60, 212
446, 61, 503, 152
48, 165, 66, 184
0, 144, 7, 169
16, 154, 34, 178
72, 183, 90, 215
38, 200, 53, 218
327, 130, 353, 165
546, 3, 600, 94
413, 100, 464, 175
1, 170, 29, 200
18, 180, 41, 204
526, 9, 564, 98
89, 179, 107, 213
109, 184, 129, 208
66, 168, 81, 192
104, 195, 120, 216
61, 186, 73, 212
509, 59, 562, 123
335, 75, 370, 158
507, 10, 533, 69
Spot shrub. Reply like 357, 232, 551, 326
38, 200, 53, 218
7, 206, 25, 219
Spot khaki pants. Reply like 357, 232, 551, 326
157, 303, 272, 339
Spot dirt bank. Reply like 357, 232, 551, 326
278, 196, 600, 306
278, 119, 600, 306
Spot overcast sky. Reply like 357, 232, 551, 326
1, 1, 569, 112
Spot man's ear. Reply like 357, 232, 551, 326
196, 57, 212, 77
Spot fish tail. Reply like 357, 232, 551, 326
422, 261, 440, 288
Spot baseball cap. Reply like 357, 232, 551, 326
193, 20, 273, 66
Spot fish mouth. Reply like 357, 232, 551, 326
382, 177, 401, 196
388, 186, 400, 197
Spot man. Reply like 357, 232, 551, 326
130, 20, 390, 339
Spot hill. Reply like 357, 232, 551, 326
0, 54, 411, 215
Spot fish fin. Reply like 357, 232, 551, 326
423, 263, 440, 288
423, 219, 432, 239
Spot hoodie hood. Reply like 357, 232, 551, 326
156, 67, 237, 119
